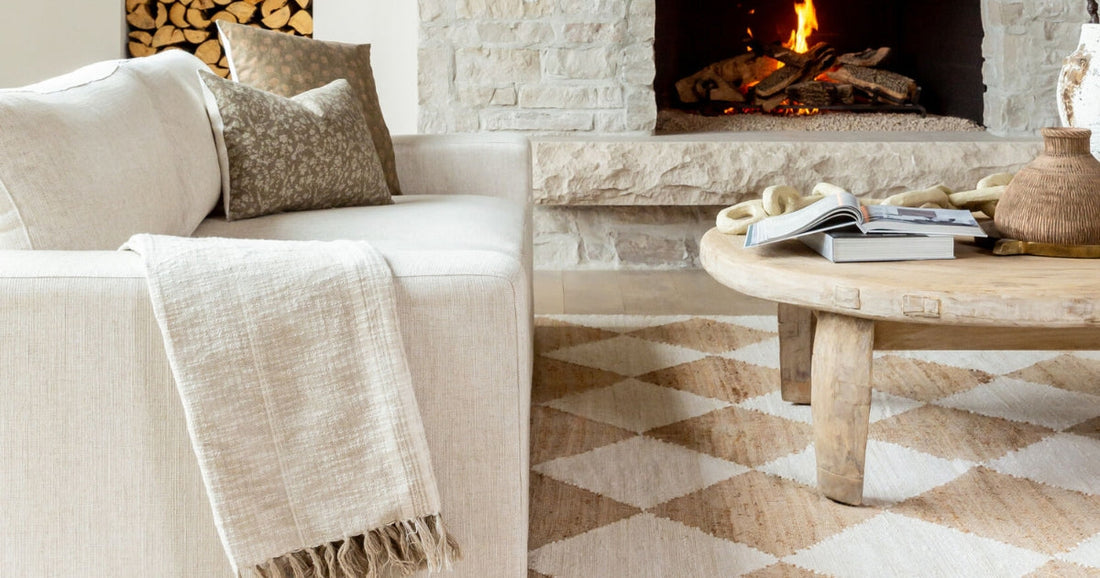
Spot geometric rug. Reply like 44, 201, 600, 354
529, 315, 1100, 578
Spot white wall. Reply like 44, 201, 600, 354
0, 0, 419, 134
0, 0, 124, 88
314, 0, 418, 134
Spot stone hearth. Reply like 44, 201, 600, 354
533, 132, 1040, 267
419, 0, 1087, 269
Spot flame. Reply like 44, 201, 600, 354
785, 0, 819, 54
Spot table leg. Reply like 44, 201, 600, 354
811, 311, 874, 506
778, 304, 814, 404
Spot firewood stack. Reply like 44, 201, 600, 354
676, 43, 919, 113
126, 0, 313, 78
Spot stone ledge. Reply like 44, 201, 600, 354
532, 132, 1043, 206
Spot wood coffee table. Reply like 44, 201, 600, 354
700, 228, 1100, 506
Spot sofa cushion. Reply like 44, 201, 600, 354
191, 194, 525, 261
0, 51, 221, 250
216, 21, 401, 197
198, 72, 391, 221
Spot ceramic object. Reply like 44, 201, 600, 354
1058, 23, 1100, 158
994, 127, 1100, 245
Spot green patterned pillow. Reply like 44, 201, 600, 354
198, 70, 391, 221
216, 20, 402, 196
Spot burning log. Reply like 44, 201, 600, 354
786, 81, 855, 107
757, 94, 788, 113
758, 41, 833, 69
827, 65, 917, 103
837, 47, 891, 68
754, 42, 835, 99
753, 64, 805, 99
675, 54, 776, 104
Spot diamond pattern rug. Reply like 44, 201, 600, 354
528, 315, 1100, 578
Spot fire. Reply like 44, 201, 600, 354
725, 0, 824, 114
785, 0, 819, 54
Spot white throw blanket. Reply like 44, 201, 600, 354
125, 234, 459, 578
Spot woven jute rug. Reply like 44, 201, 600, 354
528, 315, 1100, 578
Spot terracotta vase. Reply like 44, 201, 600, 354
994, 127, 1100, 245
1058, 23, 1100, 158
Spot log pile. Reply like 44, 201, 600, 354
126, 0, 313, 78
676, 42, 920, 112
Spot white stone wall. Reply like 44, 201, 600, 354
421, 0, 1091, 135
982, 0, 1089, 135
536, 206, 722, 268
418, 0, 656, 133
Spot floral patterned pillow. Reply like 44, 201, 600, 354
216, 21, 401, 196
198, 70, 391, 221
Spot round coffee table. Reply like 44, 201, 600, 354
700, 228, 1100, 505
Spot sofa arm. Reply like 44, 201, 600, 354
0, 250, 233, 575
0, 250, 145, 278
392, 134, 531, 206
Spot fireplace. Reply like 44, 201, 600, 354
418, 0, 1083, 269
655, 0, 985, 123
419, 0, 1083, 135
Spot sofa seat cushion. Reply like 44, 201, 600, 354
192, 194, 525, 261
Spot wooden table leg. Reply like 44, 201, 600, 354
778, 304, 814, 404
811, 311, 874, 506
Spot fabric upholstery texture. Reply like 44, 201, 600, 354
193, 194, 525, 258
392, 134, 533, 208
0, 249, 530, 577
199, 72, 390, 221
0, 133, 533, 577
127, 235, 456, 574
0, 51, 220, 250
217, 20, 402, 196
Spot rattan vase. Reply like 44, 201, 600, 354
994, 127, 1100, 245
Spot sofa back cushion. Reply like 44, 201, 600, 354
0, 51, 221, 250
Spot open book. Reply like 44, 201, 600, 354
745, 189, 986, 248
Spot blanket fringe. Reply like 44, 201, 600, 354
241, 514, 461, 578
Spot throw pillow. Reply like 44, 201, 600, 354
216, 20, 402, 196
198, 70, 391, 221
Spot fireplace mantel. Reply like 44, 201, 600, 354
532, 131, 1041, 206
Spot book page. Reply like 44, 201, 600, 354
744, 192, 863, 247
859, 205, 986, 236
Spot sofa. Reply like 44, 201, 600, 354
0, 51, 532, 576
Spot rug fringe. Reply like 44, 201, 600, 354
239, 514, 461, 578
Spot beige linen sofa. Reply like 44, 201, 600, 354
0, 51, 532, 576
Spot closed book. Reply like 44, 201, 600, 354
799, 230, 955, 262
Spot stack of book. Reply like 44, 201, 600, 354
744, 190, 987, 262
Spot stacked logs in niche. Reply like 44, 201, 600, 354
126, 0, 313, 78
676, 42, 919, 112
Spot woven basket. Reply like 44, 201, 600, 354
994, 127, 1100, 245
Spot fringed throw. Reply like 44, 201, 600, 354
125, 235, 460, 577
243, 515, 461, 578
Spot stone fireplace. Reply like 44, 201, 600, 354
419, 0, 1087, 268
